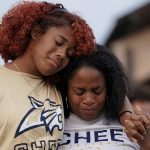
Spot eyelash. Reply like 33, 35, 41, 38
75, 89, 102, 96
56, 41, 63, 46
75, 90, 84, 96
55, 40, 75, 58
93, 90, 101, 95
93, 88, 103, 95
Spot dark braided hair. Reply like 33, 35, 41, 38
57, 44, 128, 120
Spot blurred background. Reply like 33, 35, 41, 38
0, 0, 150, 94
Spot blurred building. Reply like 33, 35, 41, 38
105, 3, 150, 86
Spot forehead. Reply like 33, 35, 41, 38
69, 67, 105, 85
74, 66, 103, 77
47, 26, 75, 44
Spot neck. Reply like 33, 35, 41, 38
5, 56, 42, 77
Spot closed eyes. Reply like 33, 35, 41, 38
55, 40, 64, 46
73, 87, 105, 96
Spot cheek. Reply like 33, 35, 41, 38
96, 95, 106, 107
68, 91, 81, 107
98, 92, 106, 102
64, 59, 70, 67
68, 93, 76, 105
60, 58, 70, 70
32, 49, 46, 68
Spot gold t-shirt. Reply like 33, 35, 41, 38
0, 66, 64, 150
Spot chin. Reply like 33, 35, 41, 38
81, 115, 97, 121
42, 70, 58, 76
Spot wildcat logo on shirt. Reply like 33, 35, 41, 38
15, 96, 63, 137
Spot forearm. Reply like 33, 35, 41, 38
120, 96, 133, 115
119, 96, 133, 124
140, 132, 150, 150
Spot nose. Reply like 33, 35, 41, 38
56, 47, 67, 60
83, 92, 95, 106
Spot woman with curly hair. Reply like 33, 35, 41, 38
0, 1, 95, 149
57, 45, 149, 149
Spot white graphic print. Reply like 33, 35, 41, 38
15, 96, 63, 137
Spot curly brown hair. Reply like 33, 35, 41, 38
0, 1, 95, 62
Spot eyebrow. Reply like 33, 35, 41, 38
92, 86, 105, 91
58, 35, 68, 42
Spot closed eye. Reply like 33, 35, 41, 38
55, 40, 64, 47
55, 35, 67, 47
92, 87, 104, 95
73, 88, 85, 96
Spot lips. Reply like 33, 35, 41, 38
47, 57, 59, 68
81, 108, 96, 114
81, 110, 96, 120
81, 105, 96, 111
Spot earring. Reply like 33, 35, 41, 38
65, 97, 69, 109
32, 36, 36, 40
106, 96, 109, 100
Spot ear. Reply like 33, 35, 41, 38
31, 26, 42, 40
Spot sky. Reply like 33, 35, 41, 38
0, 0, 149, 64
